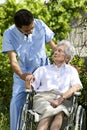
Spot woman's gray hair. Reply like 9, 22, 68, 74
57, 40, 75, 60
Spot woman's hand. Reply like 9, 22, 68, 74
25, 74, 35, 89
25, 74, 35, 82
50, 97, 65, 108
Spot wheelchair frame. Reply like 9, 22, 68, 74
17, 90, 86, 130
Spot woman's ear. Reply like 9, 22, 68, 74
65, 56, 71, 64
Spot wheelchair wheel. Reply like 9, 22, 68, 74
18, 104, 37, 130
17, 91, 37, 130
74, 105, 86, 130
26, 111, 37, 130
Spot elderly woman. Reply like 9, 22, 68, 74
26, 40, 82, 130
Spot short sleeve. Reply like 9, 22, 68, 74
70, 67, 83, 88
40, 20, 55, 43
2, 31, 14, 53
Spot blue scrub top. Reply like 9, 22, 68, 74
2, 19, 55, 96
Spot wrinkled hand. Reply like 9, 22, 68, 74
25, 74, 35, 89
50, 97, 64, 108
26, 74, 35, 82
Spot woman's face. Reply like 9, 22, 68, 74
52, 45, 67, 64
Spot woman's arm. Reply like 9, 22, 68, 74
62, 84, 81, 99
50, 84, 81, 108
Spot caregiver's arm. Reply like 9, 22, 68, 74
7, 51, 32, 80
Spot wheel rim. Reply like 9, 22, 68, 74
74, 105, 86, 130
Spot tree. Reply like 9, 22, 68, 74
46, 0, 87, 41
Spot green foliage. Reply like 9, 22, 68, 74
0, 53, 13, 113
79, 70, 87, 108
0, 113, 10, 130
70, 55, 84, 67
0, 52, 12, 129
47, 0, 87, 41
71, 56, 87, 109
0, 0, 21, 35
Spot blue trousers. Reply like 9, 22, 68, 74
10, 91, 27, 130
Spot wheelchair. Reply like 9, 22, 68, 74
17, 89, 86, 130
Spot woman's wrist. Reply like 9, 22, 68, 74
56, 96, 65, 105
61, 95, 65, 101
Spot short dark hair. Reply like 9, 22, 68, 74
14, 9, 34, 28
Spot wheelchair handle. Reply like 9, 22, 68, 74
26, 89, 33, 93
26, 88, 36, 95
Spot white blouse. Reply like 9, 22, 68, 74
32, 63, 82, 94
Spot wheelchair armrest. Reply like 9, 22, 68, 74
72, 92, 81, 105
73, 92, 81, 96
